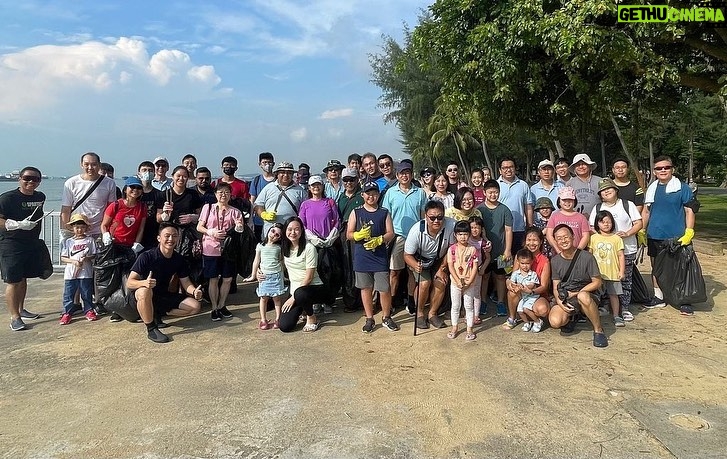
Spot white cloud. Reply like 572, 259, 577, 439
206, 45, 227, 55
319, 108, 353, 119
290, 127, 307, 142
327, 128, 343, 138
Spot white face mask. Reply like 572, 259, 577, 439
139, 171, 153, 182
262, 163, 273, 173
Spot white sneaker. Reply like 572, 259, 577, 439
521, 322, 533, 332
531, 319, 543, 333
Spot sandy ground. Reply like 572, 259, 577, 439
1, 252, 726, 458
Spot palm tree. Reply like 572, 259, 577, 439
427, 100, 480, 179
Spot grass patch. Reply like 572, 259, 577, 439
695, 194, 727, 242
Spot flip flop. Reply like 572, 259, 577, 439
259, 320, 270, 330
302, 322, 319, 333
447, 331, 457, 339
466, 332, 477, 341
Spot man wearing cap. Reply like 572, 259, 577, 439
612, 157, 644, 213
338, 168, 365, 312
497, 157, 534, 251
151, 157, 173, 191
381, 161, 428, 311
566, 153, 601, 216
254, 161, 307, 235
323, 160, 345, 202
213, 156, 251, 215
530, 159, 562, 220
297, 163, 311, 187
249, 152, 276, 241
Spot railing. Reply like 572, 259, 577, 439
40, 211, 65, 272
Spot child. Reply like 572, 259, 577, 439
533, 197, 555, 258
243, 223, 286, 330
589, 210, 626, 327
468, 216, 491, 323
447, 220, 480, 341
507, 248, 541, 332
59, 214, 97, 325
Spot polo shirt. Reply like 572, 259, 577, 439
497, 176, 534, 232
381, 185, 428, 236
404, 217, 456, 269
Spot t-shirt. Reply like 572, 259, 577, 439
284, 243, 323, 295
444, 207, 482, 222
404, 217, 456, 269
472, 187, 486, 207
352, 206, 390, 272
257, 243, 283, 274
61, 236, 97, 280
551, 249, 602, 293
61, 175, 117, 236
498, 176, 534, 232
254, 181, 307, 235
510, 269, 540, 301
588, 199, 641, 255
646, 182, 693, 240
198, 203, 243, 257
104, 199, 146, 246
324, 181, 344, 202
299, 198, 340, 238
337, 190, 364, 223
616, 181, 644, 208
130, 246, 190, 296
250, 174, 275, 226
381, 185, 428, 236
589, 233, 624, 281
152, 177, 173, 191
547, 211, 590, 248
428, 192, 454, 210
139, 188, 161, 249
567, 174, 601, 217
530, 181, 562, 221
0, 189, 45, 243
154, 187, 202, 224
476, 202, 513, 259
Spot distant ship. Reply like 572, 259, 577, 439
0, 171, 19, 182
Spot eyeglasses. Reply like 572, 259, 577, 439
446, 168, 458, 172
21, 176, 41, 183
500, 166, 515, 170
654, 166, 673, 171
461, 198, 474, 202
427, 215, 444, 221
342, 177, 357, 183
216, 190, 231, 195
378, 163, 392, 168
155, 164, 168, 168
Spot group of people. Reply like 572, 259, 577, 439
0, 150, 698, 348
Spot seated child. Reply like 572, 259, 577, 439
506, 248, 541, 332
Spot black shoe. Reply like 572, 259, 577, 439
147, 328, 170, 343
94, 303, 109, 315
109, 313, 123, 323
428, 315, 447, 329
593, 331, 608, 348
560, 318, 576, 335
156, 318, 169, 329
219, 306, 233, 319
211, 309, 222, 322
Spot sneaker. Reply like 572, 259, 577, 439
428, 315, 447, 329
94, 303, 108, 315
9, 317, 27, 331
598, 306, 609, 317
362, 317, 375, 333
109, 313, 123, 323
85, 310, 98, 321
560, 318, 576, 335
156, 318, 169, 329
680, 305, 694, 316
416, 316, 429, 329
496, 302, 507, 316
218, 306, 233, 319
382, 316, 400, 331
576, 313, 587, 323
643, 297, 666, 309
478, 301, 487, 317
59, 313, 72, 325
531, 319, 543, 333
614, 316, 625, 327
323, 304, 334, 314
521, 322, 533, 332
312, 304, 323, 314
622, 310, 634, 321
147, 328, 170, 343
19, 309, 41, 319
211, 309, 222, 322
501, 317, 517, 330
593, 331, 609, 348
406, 295, 416, 315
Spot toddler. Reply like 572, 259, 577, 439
59, 214, 97, 324
507, 248, 541, 332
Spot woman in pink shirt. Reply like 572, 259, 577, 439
545, 186, 591, 254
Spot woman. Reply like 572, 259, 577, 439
481, 166, 492, 182
197, 182, 245, 321
445, 187, 482, 222
419, 167, 436, 195
470, 169, 486, 206
156, 166, 202, 226
507, 227, 552, 331
429, 172, 454, 210
545, 186, 590, 254
100, 176, 146, 252
276, 217, 327, 333
445, 161, 467, 194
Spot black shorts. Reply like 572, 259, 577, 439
0, 240, 53, 284
129, 290, 188, 314
202, 256, 236, 279
485, 260, 507, 276
647, 238, 669, 258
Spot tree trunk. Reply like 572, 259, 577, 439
546, 145, 556, 162
453, 134, 469, 179
600, 130, 607, 176
688, 134, 694, 183
480, 138, 493, 171
554, 139, 565, 158
610, 113, 644, 189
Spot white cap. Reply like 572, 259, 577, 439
308, 175, 324, 185
153, 156, 169, 165
537, 159, 554, 169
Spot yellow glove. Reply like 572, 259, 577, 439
637, 229, 647, 247
260, 211, 276, 222
353, 224, 372, 242
677, 228, 694, 246
363, 235, 384, 251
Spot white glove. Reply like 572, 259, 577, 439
102, 232, 113, 245
305, 229, 323, 247
6, 218, 37, 231
131, 242, 144, 254
5, 219, 21, 231
327, 227, 340, 242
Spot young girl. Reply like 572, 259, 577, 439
545, 186, 590, 254
468, 216, 491, 323
470, 169, 486, 206
589, 210, 626, 327
447, 220, 480, 341
243, 223, 286, 329
506, 249, 541, 332
533, 197, 555, 258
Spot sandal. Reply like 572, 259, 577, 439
466, 332, 477, 341
302, 322, 319, 333
447, 331, 457, 339
473, 317, 482, 325
272, 320, 279, 329
259, 320, 270, 330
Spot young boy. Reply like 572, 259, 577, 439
533, 197, 555, 258
59, 214, 98, 324
507, 248, 541, 332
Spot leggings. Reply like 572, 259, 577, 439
450, 277, 481, 328
619, 252, 637, 309
278, 284, 329, 332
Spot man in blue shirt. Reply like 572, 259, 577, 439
530, 159, 561, 221
497, 157, 533, 251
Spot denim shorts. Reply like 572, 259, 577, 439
256, 271, 287, 298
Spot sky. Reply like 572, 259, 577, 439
0, 0, 431, 177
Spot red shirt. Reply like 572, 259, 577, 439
104, 199, 146, 246
213, 177, 250, 201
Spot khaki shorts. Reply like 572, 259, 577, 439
388, 236, 406, 270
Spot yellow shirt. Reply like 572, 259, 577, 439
589, 233, 624, 281
444, 207, 482, 222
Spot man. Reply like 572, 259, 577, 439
126, 223, 203, 343
192, 167, 217, 206
361, 153, 384, 190
249, 152, 276, 241
497, 157, 533, 251
136, 161, 161, 250
213, 156, 250, 215
404, 200, 456, 330
611, 157, 644, 213
182, 154, 197, 188
99, 162, 122, 199
151, 156, 173, 191
297, 163, 310, 187
377, 154, 397, 195
61, 152, 117, 239
254, 161, 307, 235
347, 153, 362, 179
337, 168, 364, 312
567, 153, 601, 216
548, 224, 608, 348
530, 159, 562, 216
0, 166, 53, 330
554, 157, 571, 186
641, 155, 698, 315
323, 159, 345, 202
381, 162, 428, 313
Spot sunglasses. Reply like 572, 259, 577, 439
446, 168, 458, 172
21, 176, 41, 183
129, 186, 143, 191
342, 177, 357, 183
422, 172, 433, 177
427, 215, 444, 222
379, 163, 392, 168
654, 166, 673, 171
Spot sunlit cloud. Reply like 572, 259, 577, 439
320, 108, 353, 119
290, 127, 308, 142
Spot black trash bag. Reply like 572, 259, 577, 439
317, 245, 344, 304
94, 243, 136, 303
176, 225, 201, 259
653, 241, 707, 306
338, 227, 361, 308
630, 265, 651, 305
222, 225, 257, 279
103, 272, 140, 322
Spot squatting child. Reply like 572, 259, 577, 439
507, 248, 541, 332
59, 214, 97, 325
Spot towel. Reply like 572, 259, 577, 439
644, 176, 681, 204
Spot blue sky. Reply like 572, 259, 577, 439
0, 1, 430, 177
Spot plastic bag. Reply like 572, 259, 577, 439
221, 225, 257, 278
317, 245, 344, 304
103, 272, 140, 322
94, 243, 136, 303
630, 265, 651, 305
176, 225, 201, 259
653, 241, 707, 306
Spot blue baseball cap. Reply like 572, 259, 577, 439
125, 176, 143, 187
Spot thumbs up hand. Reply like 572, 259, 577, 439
193, 284, 203, 301
145, 271, 156, 289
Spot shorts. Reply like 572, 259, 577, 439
355, 271, 390, 291
563, 292, 600, 314
485, 260, 507, 276
388, 236, 406, 270
256, 271, 287, 298
0, 240, 53, 284
647, 238, 669, 258
603, 280, 623, 295
129, 290, 188, 314
202, 255, 237, 279
517, 295, 538, 313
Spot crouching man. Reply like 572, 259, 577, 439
126, 223, 202, 343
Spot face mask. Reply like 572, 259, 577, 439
139, 171, 153, 182
223, 167, 237, 175
262, 164, 273, 173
